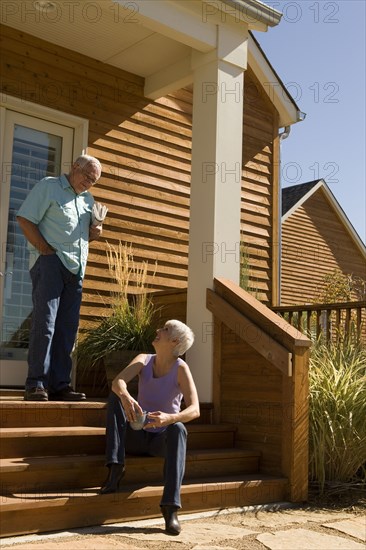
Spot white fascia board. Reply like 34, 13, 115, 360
282, 180, 324, 223
115, 0, 217, 52
321, 184, 366, 260
219, 0, 282, 28
248, 34, 300, 127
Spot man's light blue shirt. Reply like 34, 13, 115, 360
17, 174, 94, 279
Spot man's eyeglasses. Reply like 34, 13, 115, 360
81, 169, 98, 186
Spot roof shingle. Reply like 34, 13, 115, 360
282, 180, 321, 216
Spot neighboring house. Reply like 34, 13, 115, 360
281, 179, 366, 305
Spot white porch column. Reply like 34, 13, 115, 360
186, 25, 248, 402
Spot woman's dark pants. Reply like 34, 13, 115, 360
105, 391, 187, 508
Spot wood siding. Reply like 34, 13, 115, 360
0, 24, 191, 330
220, 328, 283, 474
1, 25, 280, 332
242, 68, 279, 306
281, 188, 366, 305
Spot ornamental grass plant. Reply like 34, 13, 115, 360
76, 242, 158, 367
309, 336, 366, 494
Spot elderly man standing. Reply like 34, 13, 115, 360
17, 155, 103, 401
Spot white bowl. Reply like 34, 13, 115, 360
129, 412, 147, 430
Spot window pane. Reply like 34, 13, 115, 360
1, 125, 62, 359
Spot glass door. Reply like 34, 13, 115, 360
0, 111, 74, 387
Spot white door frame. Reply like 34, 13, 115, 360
0, 95, 89, 387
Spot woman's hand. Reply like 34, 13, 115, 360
120, 394, 143, 422
146, 411, 174, 429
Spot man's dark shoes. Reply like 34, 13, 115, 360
161, 505, 181, 535
24, 387, 48, 401
48, 386, 86, 401
100, 463, 125, 494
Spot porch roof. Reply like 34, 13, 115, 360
2, 0, 300, 125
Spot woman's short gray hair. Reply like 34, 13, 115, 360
166, 319, 194, 357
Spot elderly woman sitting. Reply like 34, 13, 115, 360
100, 319, 200, 535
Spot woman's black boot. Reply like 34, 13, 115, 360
161, 505, 181, 535
99, 463, 125, 494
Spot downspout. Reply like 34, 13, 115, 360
277, 125, 291, 305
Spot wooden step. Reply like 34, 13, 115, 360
0, 399, 107, 428
0, 389, 24, 398
0, 424, 237, 458
0, 399, 214, 428
0, 426, 106, 458
0, 475, 287, 537
183, 423, 236, 449
0, 448, 260, 492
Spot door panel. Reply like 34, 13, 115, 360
0, 111, 73, 386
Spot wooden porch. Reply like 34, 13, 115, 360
0, 279, 311, 538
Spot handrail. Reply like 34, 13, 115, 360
207, 289, 292, 376
273, 300, 365, 312
273, 300, 366, 342
212, 278, 311, 352
207, 279, 311, 377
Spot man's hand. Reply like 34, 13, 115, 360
89, 223, 102, 241
17, 216, 56, 255
41, 245, 56, 255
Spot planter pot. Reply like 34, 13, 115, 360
104, 350, 142, 397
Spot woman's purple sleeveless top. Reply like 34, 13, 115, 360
138, 354, 183, 432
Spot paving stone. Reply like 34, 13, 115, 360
0, 538, 137, 550
257, 527, 365, 549
324, 516, 366, 542
114, 521, 255, 544
239, 510, 351, 529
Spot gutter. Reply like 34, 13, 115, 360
221, 0, 283, 27
279, 126, 291, 142
277, 125, 291, 305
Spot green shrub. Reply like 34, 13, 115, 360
309, 338, 366, 493
76, 242, 157, 367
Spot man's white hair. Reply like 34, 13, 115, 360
74, 154, 102, 172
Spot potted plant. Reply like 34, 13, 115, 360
76, 242, 159, 395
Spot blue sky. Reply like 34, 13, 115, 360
253, 0, 366, 243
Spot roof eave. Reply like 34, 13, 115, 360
321, 185, 366, 260
282, 180, 324, 222
248, 33, 304, 127
282, 181, 366, 259
221, 0, 282, 28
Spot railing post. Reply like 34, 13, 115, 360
297, 311, 303, 331
282, 346, 309, 502
356, 308, 362, 339
345, 308, 351, 334
306, 311, 312, 335
316, 310, 322, 339
326, 310, 331, 342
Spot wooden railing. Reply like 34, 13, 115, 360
273, 301, 366, 343
207, 278, 311, 502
